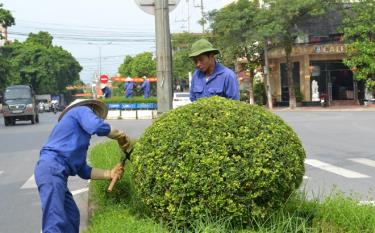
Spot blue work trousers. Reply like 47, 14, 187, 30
34, 159, 80, 233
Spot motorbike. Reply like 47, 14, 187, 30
52, 103, 58, 114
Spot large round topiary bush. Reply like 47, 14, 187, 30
131, 96, 305, 226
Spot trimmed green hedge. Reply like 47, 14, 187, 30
131, 96, 306, 227
100, 96, 157, 104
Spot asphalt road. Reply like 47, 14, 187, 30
276, 111, 375, 201
0, 112, 151, 233
0, 110, 374, 233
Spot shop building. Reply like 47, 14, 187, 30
267, 8, 363, 106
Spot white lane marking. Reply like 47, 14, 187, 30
71, 187, 89, 196
303, 175, 309, 179
349, 158, 375, 168
0, 171, 4, 175
305, 159, 370, 178
20, 175, 37, 189
359, 201, 375, 206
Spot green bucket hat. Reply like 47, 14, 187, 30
189, 39, 220, 58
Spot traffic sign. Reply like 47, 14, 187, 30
135, 0, 180, 15
100, 74, 109, 84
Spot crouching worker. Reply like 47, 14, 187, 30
34, 99, 130, 233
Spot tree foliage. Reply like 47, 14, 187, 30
118, 55, 134, 77
209, 0, 260, 67
341, 0, 375, 92
258, 0, 333, 108
118, 52, 156, 77
209, 0, 262, 104
0, 32, 82, 94
0, 3, 15, 29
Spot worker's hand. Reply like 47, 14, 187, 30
110, 163, 124, 180
107, 128, 131, 152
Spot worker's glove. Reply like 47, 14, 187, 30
90, 164, 124, 180
91, 168, 111, 180
107, 128, 131, 152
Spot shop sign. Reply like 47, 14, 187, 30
313, 44, 345, 54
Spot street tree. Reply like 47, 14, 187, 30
259, 0, 333, 109
341, 0, 375, 97
118, 55, 134, 77
0, 3, 15, 41
0, 4, 15, 90
1, 32, 82, 94
209, 0, 261, 105
118, 52, 156, 78
25, 31, 53, 48
0, 53, 13, 90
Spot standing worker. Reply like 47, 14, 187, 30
189, 39, 240, 101
124, 79, 134, 98
34, 99, 130, 233
140, 76, 151, 98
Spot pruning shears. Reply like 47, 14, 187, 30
107, 148, 133, 192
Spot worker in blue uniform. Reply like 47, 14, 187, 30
189, 39, 240, 102
101, 86, 112, 98
140, 76, 151, 98
34, 99, 130, 233
124, 80, 134, 98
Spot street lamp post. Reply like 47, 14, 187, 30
88, 42, 112, 99
88, 42, 112, 77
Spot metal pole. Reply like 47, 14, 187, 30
264, 40, 273, 109
187, 0, 190, 32
155, 0, 173, 113
99, 46, 102, 76
200, 0, 204, 33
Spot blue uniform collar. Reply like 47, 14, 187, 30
196, 62, 226, 81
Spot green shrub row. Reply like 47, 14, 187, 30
99, 96, 157, 104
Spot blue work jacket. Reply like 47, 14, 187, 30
140, 79, 151, 98
102, 87, 112, 98
124, 82, 134, 97
39, 106, 111, 179
190, 62, 240, 102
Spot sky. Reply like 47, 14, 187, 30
2, 0, 232, 84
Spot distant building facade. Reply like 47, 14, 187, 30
268, 7, 362, 106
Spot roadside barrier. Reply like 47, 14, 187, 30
106, 103, 157, 120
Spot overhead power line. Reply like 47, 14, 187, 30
8, 31, 156, 43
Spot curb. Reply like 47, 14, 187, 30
272, 107, 375, 112
106, 110, 158, 120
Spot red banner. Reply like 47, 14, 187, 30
73, 93, 93, 97
111, 76, 157, 83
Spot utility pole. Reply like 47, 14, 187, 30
187, 0, 190, 32
155, 0, 173, 113
264, 40, 273, 109
200, 0, 204, 33
194, 0, 204, 33
88, 42, 112, 76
